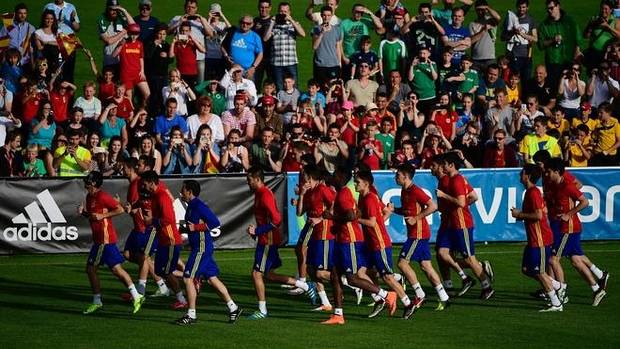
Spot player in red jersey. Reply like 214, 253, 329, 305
113, 23, 150, 108
297, 166, 336, 311
436, 152, 494, 300
393, 163, 450, 312
78, 171, 145, 315
545, 158, 609, 307
140, 170, 187, 309
355, 170, 413, 318
121, 158, 170, 298
246, 167, 318, 319
321, 167, 396, 324
511, 164, 564, 312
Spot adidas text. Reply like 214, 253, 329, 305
3, 223, 79, 242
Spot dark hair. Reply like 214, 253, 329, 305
532, 150, 551, 165
486, 63, 500, 72
67, 127, 83, 138
247, 166, 265, 182
419, 2, 432, 11
40, 9, 58, 33
576, 123, 590, 135
516, 0, 529, 6
182, 179, 201, 196
5, 130, 21, 145
166, 97, 178, 106
84, 171, 104, 187
305, 165, 322, 181
443, 151, 462, 169
376, 92, 388, 100
521, 163, 541, 183
195, 124, 213, 146
123, 157, 139, 171
320, 5, 333, 14
397, 163, 416, 179
108, 135, 123, 152
141, 170, 159, 184
300, 152, 315, 165
138, 155, 155, 169
355, 170, 374, 185
545, 157, 565, 175
598, 102, 613, 114
14, 3, 27, 12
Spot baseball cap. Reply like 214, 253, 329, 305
210, 3, 222, 13
366, 102, 378, 111
106, 0, 119, 8
581, 102, 592, 111
139, 0, 152, 7
234, 94, 247, 102
127, 23, 141, 34
262, 95, 276, 106
342, 101, 354, 110
393, 7, 407, 17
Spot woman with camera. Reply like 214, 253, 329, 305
418, 123, 452, 169
220, 129, 249, 173
34, 10, 61, 75
162, 126, 193, 174
98, 102, 128, 149
430, 91, 458, 142
192, 124, 220, 174
28, 101, 57, 151
398, 91, 425, 141
99, 135, 127, 176
558, 63, 586, 119
162, 68, 196, 116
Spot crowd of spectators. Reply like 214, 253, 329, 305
1, 0, 620, 178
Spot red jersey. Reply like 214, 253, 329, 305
119, 40, 143, 80
174, 41, 198, 76
543, 171, 576, 218
281, 142, 301, 172
522, 186, 553, 247
447, 173, 475, 229
334, 186, 364, 243
359, 191, 392, 251
359, 138, 383, 170
86, 190, 120, 244
106, 97, 133, 120
99, 81, 115, 102
254, 185, 282, 246
151, 183, 182, 246
401, 184, 432, 240
433, 110, 458, 139
437, 175, 450, 230
22, 96, 41, 124
50, 90, 72, 123
127, 177, 146, 232
338, 117, 359, 147
303, 183, 336, 240
552, 179, 584, 234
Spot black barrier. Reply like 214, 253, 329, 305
0, 174, 287, 255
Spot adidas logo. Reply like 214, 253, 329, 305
2, 189, 79, 242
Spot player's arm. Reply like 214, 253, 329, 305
190, 204, 221, 232
511, 207, 543, 221
560, 194, 588, 221
358, 215, 377, 228
466, 189, 478, 204
437, 190, 466, 208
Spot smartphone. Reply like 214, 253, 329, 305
313, 0, 323, 5
521, 103, 527, 112
187, 15, 198, 21
178, 34, 188, 41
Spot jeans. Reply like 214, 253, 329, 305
272, 64, 298, 91
510, 55, 532, 81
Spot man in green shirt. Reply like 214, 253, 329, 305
408, 47, 438, 117
537, 0, 581, 88
195, 80, 227, 116
341, 4, 384, 81
375, 117, 395, 169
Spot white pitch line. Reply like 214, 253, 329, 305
0, 249, 618, 267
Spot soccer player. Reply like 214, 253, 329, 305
436, 152, 495, 300
296, 165, 336, 311
321, 167, 397, 324
140, 170, 187, 309
246, 167, 318, 319
175, 180, 243, 325
355, 170, 415, 318
392, 163, 450, 312
510, 164, 563, 312
545, 158, 609, 307
79, 171, 145, 315
121, 158, 170, 298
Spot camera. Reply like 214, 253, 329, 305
593, 16, 606, 26
187, 15, 198, 21
319, 136, 332, 143
275, 14, 287, 25
178, 34, 188, 42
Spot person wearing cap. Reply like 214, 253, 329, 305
345, 58, 379, 108
220, 64, 258, 110
361, 102, 380, 129
204, 3, 231, 81
97, 0, 136, 74
263, 2, 306, 91
256, 95, 284, 142
144, 24, 172, 115
587, 60, 620, 109
133, 0, 159, 42
113, 23, 150, 110
571, 102, 598, 132
469, 0, 502, 72
221, 94, 257, 143
340, 4, 384, 81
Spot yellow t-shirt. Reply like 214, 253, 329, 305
568, 136, 592, 167
571, 118, 599, 133
548, 119, 570, 135
593, 117, 620, 155
54, 146, 92, 176
519, 134, 562, 163
506, 85, 520, 105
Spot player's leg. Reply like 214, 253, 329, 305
177, 249, 201, 324
292, 221, 311, 294
533, 246, 563, 311
202, 251, 243, 323
107, 244, 145, 314
83, 244, 104, 314
136, 80, 150, 109
155, 245, 186, 308
373, 247, 412, 317
322, 267, 345, 325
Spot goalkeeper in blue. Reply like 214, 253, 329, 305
175, 180, 242, 325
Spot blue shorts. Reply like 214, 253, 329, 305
549, 219, 561, 245
87, 243, 125, 268
307, 239, 334, 270
184, 247, 219, 279
254, 244, 282, 273
552, 233, 584, 257
399, 238, 432, 263
449, 227, 476, 258
435, 227, 451, 250
124, 228, 158, 256
368, 248, 394, 276
297, 221, 312, 247
155, 245, 181, 277
334, 242, 366, 274
522, 246, 551, 276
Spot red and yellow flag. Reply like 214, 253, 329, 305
56, 33, 82, 58
0, 13, 14, 51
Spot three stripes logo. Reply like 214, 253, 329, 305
2, 190, 79, 242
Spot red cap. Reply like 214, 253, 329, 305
234, 94, 247, 102
127, 23, 141, 34
262, 95, 276, 106
581, 102, 592, 111
393, 7, 407, 17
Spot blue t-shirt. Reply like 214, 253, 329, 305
185, 197, 221, 251
133, 15, 160, 42
300, 92, 326, 109
0, 63, 22, 94
444, 25, 470, 64
100, 117, 126, 141
477, 78, 506, 101
350, 50, 379, 68
153, 114, 188, 145
229, 30, 263, 70
28, 119, 56, 149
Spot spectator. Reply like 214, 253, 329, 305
456, 55, 479, 101
126, 108, 150, 153
398, 91, 425, 140
430, 92, 458, 141
418, 123, 452, 168
377, 0, 409, 33
455, 121, 483, 167
505, 71, 522, 106
53, 128, 91, 176
98, 102, 128, 148
0, 111, 21, 146
345, 62, 379, 107
340, 4, 384, 81
169, 21, 206, 87
106, 83, 133, 120
587, 60, 620, 108
350, 35, 380, 79
276, 74, 300, 126
432, 0, 473, 29
86, 130, 102, 154
21, 82, 44, 127
469, 0, 501, 72
378, 29, 407, 81
162, 69, 196, 117
0, 78, 15, 117
375, 93, 397, 131
192, 124, 220, 174
477, 63, 506, 109
101, 135, 126, 176
194, 79, 227, 117
221, 94, 256, 143
501, 0, 538, 81
162, 126, 193, 174
7, 3, 36, 67
441, 7, 471, 65
437, 49, 461, 95
401, 3, 445, 61
515, 95, 544, 138
391, 139, 419, 168
591, 102, 620, 165
43, 0, 80, 81
133, 0, 159, 42
23, 144, 47, 177
63, 106, 86, 138
357, 121, 384, 170
520, 116, 561, 163
153, 97, 188, 149
306, 0, 341, 26
378, 70, 411, 112
28, 101, 57, 150
220, 129, 250, 172
484, 88, 517, 143
281, 140, 311, 172
456, 93, 478, 136
250, 127, 282, 173
204, 3, 231, 81
253, 1, 274, 88
256, 95, 283, 142
312, 6, 343, 86
220, 65, 258, 109
113, 23, 150, 109
408, 47, 438, 117
537, 0, 581, 88
223, 15, 263, 81
263, 2, 306, 91
376, 116, 395, 168
571, 101, 598, 132
548, 107, 570, 135
0, 130, 23, 177
133, 134, 162, 173
34, 10, 61, 75
524, 65, 557, 117
48, 80, 76, 125
565, 124, 593, 167
168, 0, 211, 85
558, 63, 586, 118
187, 96, 224, 147
482, 129, 518, 167
144, 24, 172, 116
583, 0, 620, 72
314, 123, 349, 173
97, 1, 135, 74
1, 48, 24, 95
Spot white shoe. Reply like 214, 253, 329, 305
354, 287, 363, 305
280, 284, 294, 289
539, 304, 563, 312
287, 287, 305, 296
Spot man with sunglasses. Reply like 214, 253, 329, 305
587, 61, 620, 109
53, 128, 92, 176
133, 0, 159, 42
222, 15, 263, 82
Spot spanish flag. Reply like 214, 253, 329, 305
202, 150, 220, 174
56, 33, 82, 58
0, 13, 13, 51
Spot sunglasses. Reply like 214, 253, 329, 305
241, 21, 253, 25
494, 137, 505, 141
140, 6, 151, 10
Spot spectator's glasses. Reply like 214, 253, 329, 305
572, 66, 580, 71
546, 4, 556, 11
527, 102, 536, 106
409, 96, 417, 100
140, 6, 151, 11
38, 62, 48, 68
241, 21, 253, 26
200, 104, 212, 108
292, 131, 303, 136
